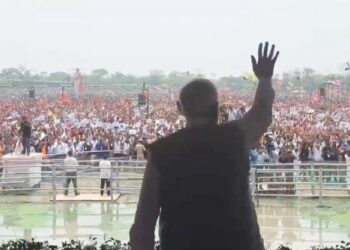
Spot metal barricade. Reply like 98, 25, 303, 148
251, 162, 350, 204
1, 159, 350, 203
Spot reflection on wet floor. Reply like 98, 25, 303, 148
256, 198, 350, 249
0, 197, 349, 249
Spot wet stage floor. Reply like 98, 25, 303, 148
0, 196, 349, 249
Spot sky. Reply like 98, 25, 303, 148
0, 0, 349, 77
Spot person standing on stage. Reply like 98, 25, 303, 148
64, 150, 80, 196
20, 115, 32, 156
99, 154, 112, 196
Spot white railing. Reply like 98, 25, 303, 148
0, 160, 349, 204
250, 162, 350, 207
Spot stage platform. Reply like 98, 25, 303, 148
52, 193, 121, 202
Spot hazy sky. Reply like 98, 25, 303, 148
0, 0, 349, 77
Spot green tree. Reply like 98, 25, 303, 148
1, 67, 24, 79
87, 68, 109, 83
48, 72, 71, 82
91, 68, 109, 78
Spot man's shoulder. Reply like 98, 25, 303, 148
219, 120, 240, 130
219, 121, 245, 139
148, 129, 186, 149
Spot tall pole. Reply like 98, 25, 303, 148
142, 82, 149, 118
146, 87, 149, 119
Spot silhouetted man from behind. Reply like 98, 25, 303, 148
130, 42, 279, 250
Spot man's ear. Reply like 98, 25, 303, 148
176, 101, 183, 115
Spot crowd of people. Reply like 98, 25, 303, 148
0, 92, 184, 161
0, 87, 350, 166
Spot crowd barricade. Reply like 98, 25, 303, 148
0, 159, 349, 204
251, 162, 350, 207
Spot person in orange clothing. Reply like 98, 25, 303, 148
0, 139, 3, 158
39, 138, 49, 159
41, 142, 48, 159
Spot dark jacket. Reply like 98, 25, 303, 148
20, 121, 32, 138
148, 123, 264, 250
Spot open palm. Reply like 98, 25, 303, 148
251, 42, 279, 79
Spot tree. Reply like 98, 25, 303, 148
303, 67, 315, 77
48, 72, 71, 82
145, 70, 165, 85
1, 68, 24, 79
91, 68, 109, 78
86, 68, 109, 83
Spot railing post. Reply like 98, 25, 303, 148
110, 163, 114, 203
251, 167, 256, 197
253, 167, 259, 207
52, 164, 57, 204
116, 161, 119, 194
318, 167, 323, 207
311, 162, 315, 196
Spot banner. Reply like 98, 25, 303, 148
329, 79, 344, 88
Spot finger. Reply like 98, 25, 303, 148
268, 44, 275, 60
263, 41, 269, 58
272, 51, 280, 63
258, 43, 263, 60
251, 55, 257, 70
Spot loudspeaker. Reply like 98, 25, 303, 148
319, 87, 325, 97
29, 89, 35, 99
138, 94, 146, 105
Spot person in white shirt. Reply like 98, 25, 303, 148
75, 140, 84, 154
313, 144, 323, 162
99, 155, 112, 196
56, 139, 68, 155
67, 141, 76, 155
228, 107, 237, 121
14, 138, 23, 155
114, 140, 123, 157
64, 150, 80, 196
256, 149, 269, 164
123, 141, 131, 156
91, 138, 98, 151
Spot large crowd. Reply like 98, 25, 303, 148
1, 87, 350, 165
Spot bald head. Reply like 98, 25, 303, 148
178, 78, 218, 122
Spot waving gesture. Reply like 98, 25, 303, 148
251, 42, 279, 79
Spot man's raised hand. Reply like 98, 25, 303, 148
251, 42, 279, 79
